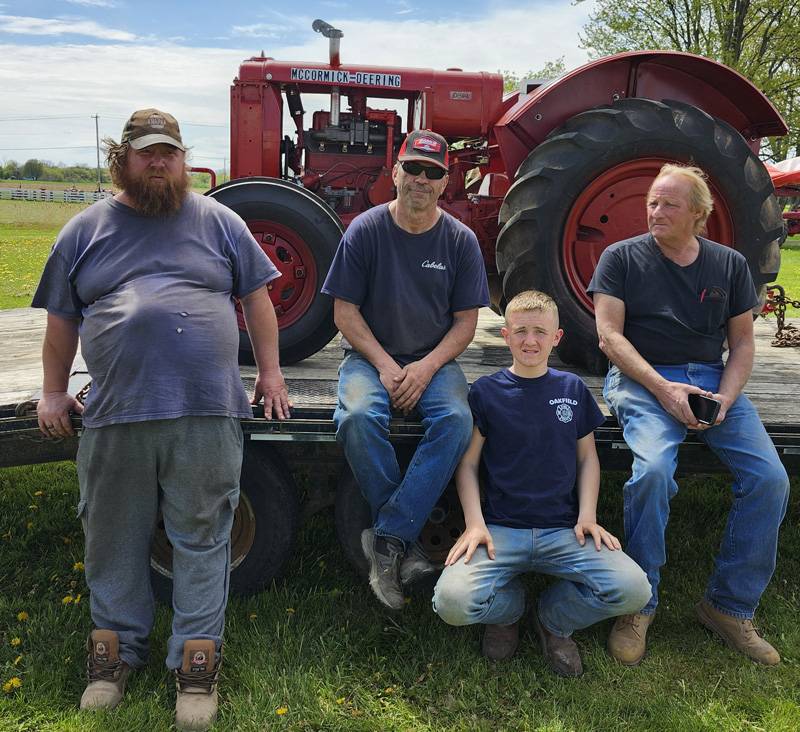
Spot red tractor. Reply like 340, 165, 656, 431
208, 19, 787, 373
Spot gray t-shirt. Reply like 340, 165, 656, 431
32, 193, 279, 427
321, 204, 490, 364
587, 234, 758, 364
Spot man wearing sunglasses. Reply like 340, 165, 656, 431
322, 129, 490, 610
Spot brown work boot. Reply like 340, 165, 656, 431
607, 612, 654, 666
533, 612, 583, 677
696, 600, 780, 666
175, 639, 220, 731
481, 620, 520, 662
80, 629, 131, 710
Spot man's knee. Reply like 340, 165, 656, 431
430, 402, 472, 448
432, 573, 483, 626
629, 452, 677, 499
748, 459, 790, 512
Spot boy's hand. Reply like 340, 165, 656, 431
574, 521, 621, 551
445, 525, 495, 566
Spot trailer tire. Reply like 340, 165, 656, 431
150, 445, 299, 602
496, 98, 784, 374
206, 177, 343, 365
334, 465, 464, 581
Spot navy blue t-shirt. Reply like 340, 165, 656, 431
587, 234, 758, 364
469, 368, 605, 530
321, 204, 490, 364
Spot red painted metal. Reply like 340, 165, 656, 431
562, 158, 735, 311
189, 167, 216, 188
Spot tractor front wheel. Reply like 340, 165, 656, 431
496, 98, 784, 374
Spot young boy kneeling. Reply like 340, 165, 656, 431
432, 291, 650, 676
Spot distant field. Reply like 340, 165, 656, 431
0, 175, 211, 194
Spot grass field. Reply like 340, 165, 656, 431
0, 462, 798, 730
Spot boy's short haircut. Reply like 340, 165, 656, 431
505, 290, 559, 327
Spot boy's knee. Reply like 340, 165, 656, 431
615, 566, 652, 614
432, 576, 480, 627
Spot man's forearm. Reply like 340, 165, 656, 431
241, 287, 281, 372
334, 301, 397, 372
42, 315, 79, 392
600, 330, 668, 395
717, 340, 753, 404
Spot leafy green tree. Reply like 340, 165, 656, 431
579, 0, 800, 160
501, 57, 567, 93
21, 159, 45, 180
2, 160, 21, 179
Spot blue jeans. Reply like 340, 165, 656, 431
432, 524, 651, 636
603, 363, 789, 618
334, 351, 472, 545
76, 417, 242, 670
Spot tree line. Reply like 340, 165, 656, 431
0, 159, 110, 184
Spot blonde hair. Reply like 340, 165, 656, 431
650, 163, 714, 234
505, 290, 559, 327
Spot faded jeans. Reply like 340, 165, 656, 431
603, 363, 789, 618
433, 524, 651, 636
77, 416, 242, 670
334, 351, 472, 545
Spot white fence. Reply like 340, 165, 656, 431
0, 188, 113, 203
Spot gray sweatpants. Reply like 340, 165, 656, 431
76, 416, 243, 670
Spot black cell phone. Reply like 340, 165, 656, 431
688, 393, 721, 425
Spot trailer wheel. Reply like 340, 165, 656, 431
334, 466, 463, 580
150, 445, 299, 602
206, 177, 343, 365
496, 98, 784, 374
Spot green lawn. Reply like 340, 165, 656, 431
1, 462, 798, 730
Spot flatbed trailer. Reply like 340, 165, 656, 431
1, 309, 798, 598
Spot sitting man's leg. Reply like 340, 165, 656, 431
698, 387, 789, 665
533, 527, 652, 676
433, 525, 529, 661
603, 365, 686, 664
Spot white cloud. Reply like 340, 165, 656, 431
64, 0, 119, 8
0, 14, 136, 41
230, 23, 284, 39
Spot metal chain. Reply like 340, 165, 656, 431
764, 285, 800, 347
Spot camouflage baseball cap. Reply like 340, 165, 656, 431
121, 108, 185, 151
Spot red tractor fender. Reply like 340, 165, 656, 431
492, 50, 788, 179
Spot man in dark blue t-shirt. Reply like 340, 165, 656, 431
433, 291, 650, 676
322, 129, 490, 610
588, 163, 789, 667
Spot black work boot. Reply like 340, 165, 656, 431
361, 528, 405, 610
533, 612, 583, 677
482, 621, 520, 661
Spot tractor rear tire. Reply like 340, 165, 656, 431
150, 445, 299, 602
206, 177, 343, 365
496, 98, 784, 374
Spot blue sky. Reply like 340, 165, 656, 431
0, 1, 596, 170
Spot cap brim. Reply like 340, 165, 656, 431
398, 153, 448, 171
129, 134, 185, 151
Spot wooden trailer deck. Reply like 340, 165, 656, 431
2, 307, 799, 473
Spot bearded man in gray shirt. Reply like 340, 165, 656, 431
33, 109, 290, 731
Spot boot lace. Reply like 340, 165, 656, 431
175, 665, 220, 694
87, 655, 124, 682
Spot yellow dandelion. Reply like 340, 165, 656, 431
34, 490, 44, 496
249, 613, 257, 620
28, 505, 38, 511
336, 697, 345, 705
74, 594, 82, 605
16, 611, 29, 622
276, 706, 288, 716
73, 561, 84, 571
62, 536, 72, 544
285, 607, 295, 614
10, 638, 21, 647
2, 677, 22, 694
13, 656, 22, 666
26, 522, 33, 530
61, 595, 73, 605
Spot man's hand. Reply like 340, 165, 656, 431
654, 380, 709, 429
252, 370, 292, 420
378, 362, 404, 401
392, 360, 437, 413
574, 520, 621, 551
37, 391, 83, 438
710, 392, 733, 426
445, 525, 495, 565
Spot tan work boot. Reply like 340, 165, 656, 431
607, 613, 654, 666
481, 620, 520, 662
80, 629, 131, 710
696, 600, 780, 665
175, 639, 220, 731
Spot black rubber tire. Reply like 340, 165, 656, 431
496, 98, 784, 374
206, 177, 343, 365
150, 445, 300, 602
334, 464, 464, 580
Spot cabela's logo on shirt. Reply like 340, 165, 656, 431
422, 260, 446, 270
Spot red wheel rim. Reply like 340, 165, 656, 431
236, 220, 319, 331
561, 159, 735, 312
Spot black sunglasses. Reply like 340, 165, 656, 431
400, 160, 447, 180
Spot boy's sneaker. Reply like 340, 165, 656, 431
607, 612, 654, 666
399, 541, 437, 586
80, 629, 131, 710
481, 621, 520, 661
696, 599, 780, 665
360, 528, 405, 610
174, 639, 220, 732
533, 612, 583, 677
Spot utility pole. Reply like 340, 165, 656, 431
92, 114, 101, 192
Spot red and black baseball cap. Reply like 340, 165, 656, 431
397, 129, 449, 171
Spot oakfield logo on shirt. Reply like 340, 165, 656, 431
422, 260, 446, 270
555, 404, 573, 423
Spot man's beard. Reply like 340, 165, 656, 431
118, 167, 190, 217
